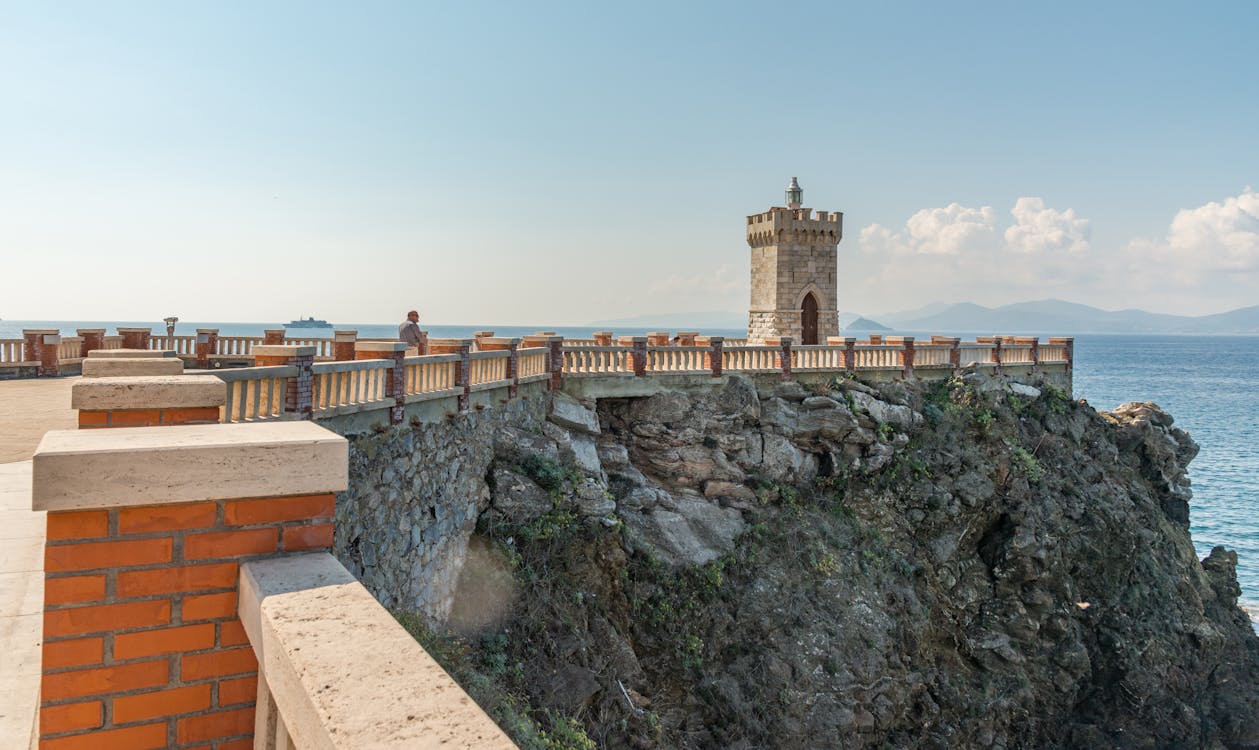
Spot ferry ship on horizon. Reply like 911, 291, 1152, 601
283, 316, 332, 329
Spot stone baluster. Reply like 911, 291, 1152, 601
429, 339, 473, 413
354, 342, 408, 424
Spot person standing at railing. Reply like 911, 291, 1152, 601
398, 310, 424, 356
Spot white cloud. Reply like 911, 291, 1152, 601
860, 203, 997, 257
1163, 187, 1259, 272
1004, 197, 1090, 255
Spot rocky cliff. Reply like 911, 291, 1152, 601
386, 373, 1258, 749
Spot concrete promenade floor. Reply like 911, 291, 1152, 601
0, 461, 40, 749
0, 377, 74, 748
0, 376, 78, 463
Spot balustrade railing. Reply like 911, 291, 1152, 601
648, 346, 709, 373
914, 344, 952, 368
216, 366, 296, 422
285, 337, 336, 359
150, 335, 197, 355
311, 359, 391, 414
722, 346, 780, 372
468, 350, 510, 389
959, 343, 994, 366
791, 345, 844, 371
854, 344, 903, 369
563, 346, 631, 375
518, 348, 550, 382
0, 339, 27, 363
57, 337, 84, 362
403, 354, 459, 397
217, 336, 263, 357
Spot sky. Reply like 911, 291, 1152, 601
1, 1, 1257, 324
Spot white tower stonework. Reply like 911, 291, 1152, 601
746, 178, 843, 344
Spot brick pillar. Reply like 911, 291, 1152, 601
333, 330, 357, 361
869, 334, 883, 346
195, 329, 219, 370
549, 338, 564, 391
592, 331, 613, 346
117, 327, 152, 351
628, 337, 648, 377
77, 329, 106, 359
704, 336, 724, 377
676, 331, 698, 346
1050, 337, 1074, 385
478, 338, 522, 400
992, 336, 1003, 376
473, 331, 495, 350
74, 377, 226, 428
1029, 337, 1040, 374
769, 337, 793, 380
32, 421, 347, 750
252, 345, 315, 420
25, 329, 61, 376
429, 339, 474, 413
901, 336, 915, 379
353, 342, 407, 423
844, 337, 857, 374
647, 331, 669, 347
263, 329, 286, 346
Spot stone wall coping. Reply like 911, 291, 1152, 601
196, 328, 219, 334
88, 348, 177, 359
238, 553, 516, 749
427, 337, 476, 345
354, 341, 407, 352
75, 328, 107, 334
31, 421, 348, 511
71, 376, 227, 410
520, 335, 564, 343
21, 328, 59, 334
333, 330, 358, 340
479, 337, 522, 345
253, 344, 317, 357
81, 358, 185, 378
114, 327, 152, 333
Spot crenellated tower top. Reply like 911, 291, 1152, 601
746, 178, 844, 345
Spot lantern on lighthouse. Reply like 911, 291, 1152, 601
786, 176, 803, 209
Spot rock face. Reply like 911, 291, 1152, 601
450, 374, 1259, 750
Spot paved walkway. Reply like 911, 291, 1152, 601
0, 377, 77, 463
0, 378, 73, 748
0, 461, 41, 749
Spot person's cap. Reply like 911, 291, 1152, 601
407, 310, 419, 317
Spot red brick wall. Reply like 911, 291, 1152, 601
39, 494, 335, 749
78, 408, 221, 429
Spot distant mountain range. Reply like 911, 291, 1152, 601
874, 299, 1259, 334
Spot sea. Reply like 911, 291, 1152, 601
3, 320, 1256, 624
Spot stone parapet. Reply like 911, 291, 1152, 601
87, 348, 177, 359
32, 421, 348, 748
72, 376, 226, 429
81, 357, 185, 378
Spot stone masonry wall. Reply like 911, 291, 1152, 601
330, 395, 548, 624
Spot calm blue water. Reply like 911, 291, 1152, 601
4, 322, 1256, 620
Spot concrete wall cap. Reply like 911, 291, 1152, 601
82, 358, 185, 378
115, 327, 152, 333
22, 328, 60, 334
71, 376, 227, 410
427, 337, 475, 345
195, 328, 219, 334
354, 341, 407, 352
76, 328, 107, 334
238, 553, 516, 749
252, 344, 317, 357
32, 421, 348, 511
88, 348, 177, 359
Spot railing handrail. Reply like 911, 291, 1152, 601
311, 359, 393, 374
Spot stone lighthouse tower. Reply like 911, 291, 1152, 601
746, 177, 843, 344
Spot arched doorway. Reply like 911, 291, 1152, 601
801, 293, 819, 345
